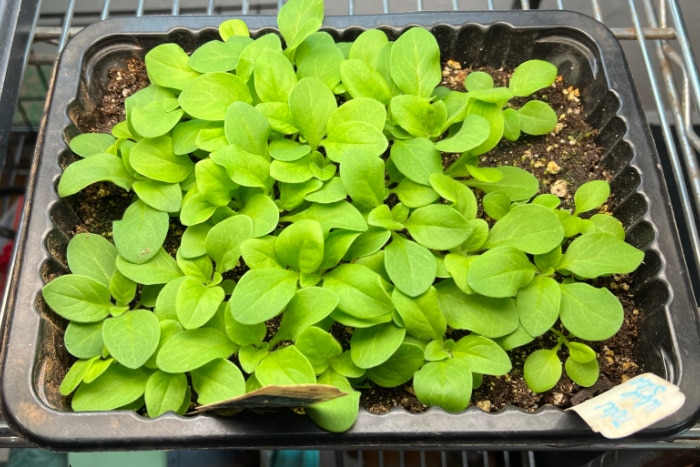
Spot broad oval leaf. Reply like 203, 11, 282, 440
366, 340, 424, 387
156, 328, 237, 373
392, 287, 446, 340
404, 204, 470, 250
191, 358, 246, 405
565, 356, 600, 387
224, 101, 271, 156
390, 27, 441, 98
413, 358, 472, 412
57, 153, 134, 197
517, 100, 558, 135
254, 49, 297, 103
350, 322, 406, 369
277, 0, 324, 51
558, 232, 644, 279
468, 246, 537, 298
384, 235, 436, 297
42, 274, 112, 323
289, 77, 336, 149
65, 321, 105, 359
485, 204, 565, 255
453, 335, 512, 376
273, 287, 339, 344
523, 349, 562, 393
390, 137, 442, 186
256, 345, 316, 385
340, 59, 391, 104
176, 279, 225, 330
72, 364, 150, 412
205, 215, 254, 273
229, 268, 299, 324
145, 43, 201, 90
339, 151, 387, 208
574, 180, 611, 215
516, 276, 561, 337
509, 59, 558, 97
559, 282, 624, 341
179, 72, 252, 121
145, 371, 189, 417
322, 263, 394, 323
434, 114, 491, 153
130, 136, 194, 183
297, 327, 343, 374
275, 219, 325, 273
116, 248, 183, 285
66, 233, 117, 287
103, 309, 161, 369
113, 200, 169, 265
69, 133, 116, 158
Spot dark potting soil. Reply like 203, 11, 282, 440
67, 56, 640, 415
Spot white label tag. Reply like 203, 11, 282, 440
567, 373, 685, 439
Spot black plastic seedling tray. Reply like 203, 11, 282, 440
2, 11, 699, 450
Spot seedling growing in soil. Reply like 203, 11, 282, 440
44, 0, 643, 432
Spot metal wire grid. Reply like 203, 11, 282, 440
1, 0, 700, 456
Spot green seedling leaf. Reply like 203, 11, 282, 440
179, 72, 251, 121
468, 246, 537, 298
349, 29, 389, 67
392, 287, 446, 340
191, 359, 246, 405
156, 328, 237, 373
390, 27, 441, 98
297, 327, 343, 374
331, 351, 365, 379
516, 276, 561, 337
566, 341, 597, 363
305, 177, 348, 204
69, 133, 116, 157
205, 215, 254, 272
502, 107, 521, 141
145, 371, 189, 417
42, 274, 112, 323
413, 358, 472, 412
444, 253, 474, 293
465, 164, 503, 183
131, 99, 183, 139
465, 100, 503, 155
428, 173, 477, 219
453, 335, 511, 376
189, 39, 245, 73
65, 321, 104, 359
110, 269, 135, 305
285, 200, 367, 232
57, 153, 134, 197
154, 277, 188, 321
517, 100, 558, 135
587, 214, 625, 240
60, 358, 94, 396
145, 43, 201, 90
269, 139, 310, 162
328, 97, 386, 133
558, 232, 644, 278
82, 357, 114, 384
240, 236, 281, 269
366, 340, 424, 387
323, 263, 394, 324
113, 200, 168, 265
482, 191, 512, 220
172, 119, 217, 155
255, 49, 298, 103
238, 343, 270, 374
289, 77, 337, 149
130, 136, 194, 183
277, 0, 323, 51
565, 356, 600, 387
133, 180, 182, 213
66, 233, 117, 287
339, 151, 386, 208
273, 287, 338, 344
210, 144, 271, 189
434, 113, 491, 154
180, 223, 211, 259
240, 193, 280, 237
296, 45, 344, 90
306, 372, 360, 433
573, 180, 611, 215
435, 280, 518, 338
390, 95, 445, 139
256, 345, 317, 385
225, 102, 271, 156
404, 204, 470, 250
116, 248, 183, 285
350, 322, 405, 369
340, 59, 391, 104
465, 71, 494, 91
559, 282, 623, 341
393, 178, 440, 208
270, 155, 314, 183
465, 166, 539, 201
219, 18, 250, 41
384, 234, 436, 297
176, 278, 225, 330
275, 219, 325, 273
103, 309, 160, 369
225, 312, 266, 347
424, 339, 451, 362
195, 158, 235, 207
390, 137, 442, 186
485, 203, 565, 255
494, 324, 535, 351
509, 59, 558, 97
180, 189, 217, 226
320, 230, 361, 270
229, 268, 299, 325
72, 364, 150, 412
237, 34, 283, 82
343, 227, 390, 259
324, 121, 388, 164
523, 349, 561, 393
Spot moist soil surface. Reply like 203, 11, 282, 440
68, 56, 640, 415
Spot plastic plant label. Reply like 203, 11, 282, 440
189, 384, 346, 415
568, 373, 685, 439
